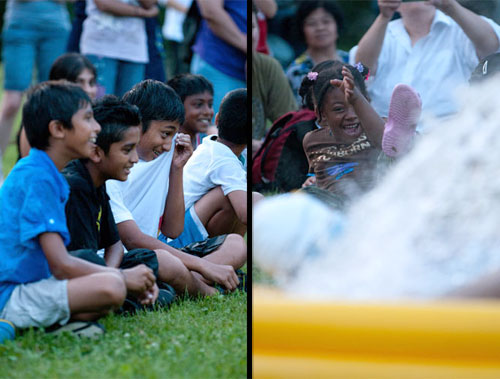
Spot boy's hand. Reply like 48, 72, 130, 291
172, 133, 193, 169
199, 261, 239, 291
121, 264, 156, 296
330, 66, 362, 105
137, 283, 159, 305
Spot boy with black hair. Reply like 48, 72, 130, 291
106, 80, 246, 294
0, 82, 155, 335
63, 95, 206, 303
167, 88, 263, 248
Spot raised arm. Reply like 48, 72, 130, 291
330, 66, 385, 148
161, 133, 193, 238
196, 0, 247, 54
431, 0, 499, 59
355, 0, 401, 75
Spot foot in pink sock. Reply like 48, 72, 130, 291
382, 84, 422, 158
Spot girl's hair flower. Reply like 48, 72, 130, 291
307, 71, 318, 81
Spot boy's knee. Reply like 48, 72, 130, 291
100, 273, 127, 308
225, 234, 247, 264
155, 249, 190, 277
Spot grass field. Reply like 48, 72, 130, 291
0, 91, 247, 378
1, 292, 247, 378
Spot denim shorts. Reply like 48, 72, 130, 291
190, 53, 246, 116
2, 21, 69, 91
85, 54, 145, 97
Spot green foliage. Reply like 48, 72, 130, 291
0, 292, 247, 379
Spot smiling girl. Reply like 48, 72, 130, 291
302, 60, 421, 205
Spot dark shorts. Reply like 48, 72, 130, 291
179, 235, 227, 258
69, 248, 159, 278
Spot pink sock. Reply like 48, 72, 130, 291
382, 84, 422, 158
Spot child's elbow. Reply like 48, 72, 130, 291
161, 225, 183, 239
49, 260, 73, 280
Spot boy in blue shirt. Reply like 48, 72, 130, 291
0, 82, 156, 335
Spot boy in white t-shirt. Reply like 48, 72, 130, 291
165, 89, 263, 248
107, 80, 246, 294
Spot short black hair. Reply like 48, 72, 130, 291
296, 0, 345, 42
299, 59, 339, 110
92, 95, 142, 154
122, 79, 184, 133
217, 88, 246, 145
312, 62, 369, 121
167, 73, 214, 102
22, 81, 91, 151
49, 52, 97, 83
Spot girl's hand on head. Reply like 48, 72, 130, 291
172, 133, 193, 169
330, 66, 361, 105
378, 0, 401, 20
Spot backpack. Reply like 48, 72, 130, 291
252, 109, 317, 192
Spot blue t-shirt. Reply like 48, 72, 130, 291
0, 148, 70, 310
192, 0, 246, 81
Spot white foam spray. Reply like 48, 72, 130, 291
254, 76, 500, 301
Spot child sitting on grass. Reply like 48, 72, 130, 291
167, 73, 218, 149
165, 89, 263, 248
302, 61, 421, 207
106, 80, 245, 294
63, 95, 179, 310
0, 82, 156, 336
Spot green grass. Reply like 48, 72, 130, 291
0, 66, 247, 377
1, 292, 247, 378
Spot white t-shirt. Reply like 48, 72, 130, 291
80, 0, 148, 63
183, 135, 247, 210
350, 10, 500, 132
106, 144, 174, 238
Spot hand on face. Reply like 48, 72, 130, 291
378, 0, 401, 20
330, 66, 361, 105
172, 132, 193, 169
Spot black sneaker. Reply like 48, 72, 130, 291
47, 321, 105, 338
147, 288, 176, 310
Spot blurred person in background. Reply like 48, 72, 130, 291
286, 0, 349, 106
252, 1, 297, 156
0, 0, 71, 184
354, 0, 500, 131
79, 0, 159, 96
190, 0, 247, 116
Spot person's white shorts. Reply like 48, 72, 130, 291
0, 276, 70, 329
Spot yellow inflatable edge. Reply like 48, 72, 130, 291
253, 286, 500, 378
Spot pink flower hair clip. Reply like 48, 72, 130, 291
354, 62, 370, 81
307, 71, 318, 81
